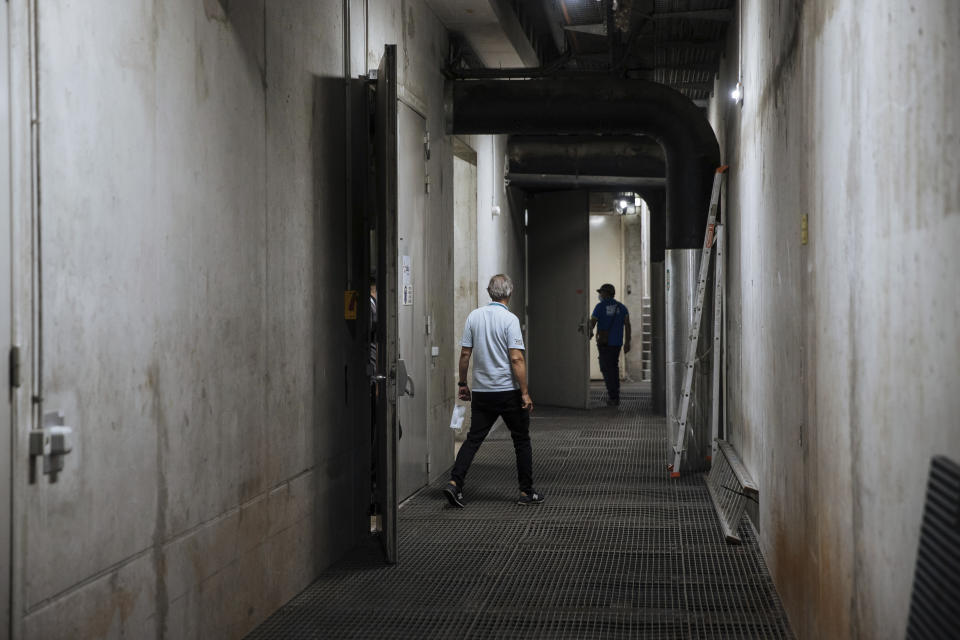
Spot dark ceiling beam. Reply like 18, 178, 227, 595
538, 0, 568, 55
557, 0, 581, 54
444, 52, 572, 79
489, 0, 540, 67
563, 23, 606, 36
447, 33, 485, 71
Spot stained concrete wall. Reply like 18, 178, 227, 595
449, 133, 525, 430
10, 1, 456, 638
709, 1, 960, 638
453, 151, 478, 438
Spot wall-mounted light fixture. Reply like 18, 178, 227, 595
614, 192, 639, 215
731, 0, 744, 107
731, 81, 743, 105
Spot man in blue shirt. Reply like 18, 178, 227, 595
588, 283, 631, 406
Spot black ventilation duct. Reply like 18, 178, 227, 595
446, 77, 720, 249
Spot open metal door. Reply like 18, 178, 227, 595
527, 190, 590, 409
396, 103, 428, 500
373, 45, 400, 564
1, 0, 12, 631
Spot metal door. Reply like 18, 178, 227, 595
1, 0, 13, 631
373, 45, 400, 564
527, 190, 590, 409
396, 104, 428, 500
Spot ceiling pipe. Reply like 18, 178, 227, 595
506, 174, 664, 190
445, 77, 719, 249
508, 134, 664, 179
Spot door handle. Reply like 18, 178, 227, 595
395, 359, 415, 398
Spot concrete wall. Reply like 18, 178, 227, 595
709, 1, 960, 638
9, 1, 456, 638
464, 134, 526, 322
453, 150, 478, 438
448, 133, 525, 434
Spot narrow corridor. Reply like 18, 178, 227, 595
246, 384, 793, 639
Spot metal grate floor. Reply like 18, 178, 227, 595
246, 384, 794, 639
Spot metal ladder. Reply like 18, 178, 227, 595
640, 297, 652, 381
669, 165, 727, 478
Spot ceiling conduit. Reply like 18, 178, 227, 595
445, 77, 720, 250
508, 134, 664, 180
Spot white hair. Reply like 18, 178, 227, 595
487, 274, 514, 301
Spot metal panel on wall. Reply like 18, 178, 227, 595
1, 1, 13, 632
396, 103, 429, 501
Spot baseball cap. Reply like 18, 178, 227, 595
597, 283, 615, 296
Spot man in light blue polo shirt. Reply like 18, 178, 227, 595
443, 274, 543, 508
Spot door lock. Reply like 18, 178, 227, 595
29, 411, 74, 481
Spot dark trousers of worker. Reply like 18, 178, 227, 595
598, 344, 622, 401
450, 389, 533, 494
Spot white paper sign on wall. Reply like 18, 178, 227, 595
401, 255, 413, 306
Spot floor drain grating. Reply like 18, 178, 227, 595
245, 384, 795, 639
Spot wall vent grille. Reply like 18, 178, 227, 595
907, 456, 960, 638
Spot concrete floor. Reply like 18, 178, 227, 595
245, 383, 793, 639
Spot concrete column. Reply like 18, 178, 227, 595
650, 261, 665, 415
646, 189, 667, 415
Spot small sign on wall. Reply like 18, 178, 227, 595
401, 256, 413, 305
344, 290, 359, 320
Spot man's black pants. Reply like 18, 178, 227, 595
598, 344, 622, 401
450, 389, 533, 494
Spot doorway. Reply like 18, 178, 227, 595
588, 206, 625, 381
587, 193, 652, 384
526, 190, 590, 409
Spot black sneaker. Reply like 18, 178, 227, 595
517, 490, 544, 505
443, 482, 465, 508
